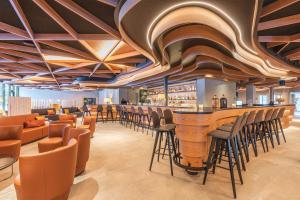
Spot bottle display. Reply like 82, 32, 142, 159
220, 94, 227, 108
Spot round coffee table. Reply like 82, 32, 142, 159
0, 156, 16, 182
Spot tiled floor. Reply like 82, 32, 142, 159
1, 119, 300, 200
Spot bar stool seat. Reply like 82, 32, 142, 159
209, 129, 231, 139
158, 124, 176, 132
217, 125, 232, 132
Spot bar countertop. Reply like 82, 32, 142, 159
173, 104, 295, 114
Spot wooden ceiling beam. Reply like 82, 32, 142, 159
9, 0, 60, 86
39, 40, 97, 61
105, 51, 141, 62
285, 47, 300, 59
0, 21, 30, 39
89, 63, 101, 77
0, 48, 42, 61
34, 33, 114, 41
260, 0, 300, 18
258, 13, 300, 31
97, 0, 118, 7
0, 42, 39, 53
266, 42, 286, 48
55, 0, 121, 39
33, 0, 78, 39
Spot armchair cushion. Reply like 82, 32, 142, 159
47, 110, 55, 115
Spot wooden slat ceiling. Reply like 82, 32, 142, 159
258, 0, 300, 66
0, 0, 146, 89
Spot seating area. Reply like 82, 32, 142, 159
0, 0, 300, 199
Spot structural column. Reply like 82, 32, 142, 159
246, 83, 256, 106
269, 86, 274, 104
164, 76, 168, 106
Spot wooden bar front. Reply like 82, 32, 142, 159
173, 105, 295, 168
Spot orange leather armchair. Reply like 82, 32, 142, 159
68, 128, 91, 175
57, 114, 77, 127
14, 139, 78, 200
0, 125, 22, 160
38, 124, 70, 153
78, 116, 96, 137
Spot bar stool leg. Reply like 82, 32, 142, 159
212, 139, 222, 174
203, 137, 216, 185
256, 123, 266, 153
278, 119, 286, 143
238, 131, 249, 163
149, 131, 160, 171
266, 121, 275, 148
157, 132, 163, 162
227, 139, 237, 199
167, 131, 174, 176
236, 135, 246, 171
231, 138, 244, 183
272, 120, 280, 145
247, 125, 258, 157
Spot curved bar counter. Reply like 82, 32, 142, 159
173, 105, 295, 168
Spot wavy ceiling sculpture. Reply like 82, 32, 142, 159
0, 0, 299, 89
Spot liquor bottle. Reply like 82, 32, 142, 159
220, 94, 228, 108
212, 95, 218, 108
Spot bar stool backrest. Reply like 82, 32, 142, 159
123, 106, 128, 111
116, 105, 121, 111
254, 110, 264, 123
239, 112, 249, 130
271, 108, 280, 120
157, 107, 164, 118
277, 107, 285, 118
131, 106, 135, 113
97, 105, 103, 112
82, 104, 89, 112
230, 115, 244, 137
163, 109, 174, 124
264, 109, 274, 121
151, 111, 160, 130
138, 107, 144, 114
107, 104, 113, 111
246, 110, 256, 125
148, 107, 153, 116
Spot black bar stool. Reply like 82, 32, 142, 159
275, 107, 287, 143
116, 105, 122, 123
245, 110, 258, 157
106, 104, 114, 121
96, 104, 104, 123
149, 111, 176, 176
269, 108, 280, 145
203, 114, 244, 199
262, 109, 275, 150
162, 109, 177, 156
82, 104, 91, 117
137, 107, 149, 133
147, 107, 153, 135
130, 106, 138, 130
157, 107, 164, 124
252, 110, 267, 154
217, 112, 249, 170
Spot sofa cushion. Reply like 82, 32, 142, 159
47, 110, 55, 115
24, 120, 44, 128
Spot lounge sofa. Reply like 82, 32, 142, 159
0, 114, 49, 144
31, 108, 59, 121
62, 107, 83, 117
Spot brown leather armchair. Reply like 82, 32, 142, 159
14, 139, 78, 200
38, 124, 71, 153
38, 127, 90, 176
57, 114, 77, 127
78, 116, 96, 137
68, 128, 91, 175
0, 125, 22, 160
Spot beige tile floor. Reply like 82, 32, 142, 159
1, 119, 300, 200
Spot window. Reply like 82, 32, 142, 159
0, 83, 19, 112
258, 95, 267, 104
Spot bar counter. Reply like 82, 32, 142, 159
173, 105, 295, 168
